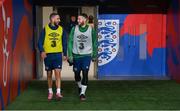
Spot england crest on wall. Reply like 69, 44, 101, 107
98, 19, 119, 66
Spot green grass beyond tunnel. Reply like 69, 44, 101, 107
6, 80, 180, 110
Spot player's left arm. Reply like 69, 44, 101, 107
92, 28, 97, 60
62, 29, 67, 58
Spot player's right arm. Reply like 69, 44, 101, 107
68, 26, 75, 62
38, 28, 47, 59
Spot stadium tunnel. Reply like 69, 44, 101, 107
0, 0, 180, 109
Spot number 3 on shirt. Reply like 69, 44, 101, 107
51, 41, 56, 47
79, 43, 84, 50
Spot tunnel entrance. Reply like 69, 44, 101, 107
33, 0, 171, 80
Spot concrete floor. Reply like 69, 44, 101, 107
41, 61, 96, 80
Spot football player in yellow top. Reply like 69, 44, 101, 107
38, 13, 67, 101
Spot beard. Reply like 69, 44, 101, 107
55, 22, 59, 26
53, 21, 59, 26
78, 21, 85, 26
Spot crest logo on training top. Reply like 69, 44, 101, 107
98, 20, 119, 66
48, 32, 59, 37
77, 34, 88, 40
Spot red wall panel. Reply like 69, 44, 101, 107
0, 0, 35, 109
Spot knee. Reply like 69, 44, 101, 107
82, 70, 88, 85
55, 69, 61, 74
82, 70, 88, 76
74, 70, 81, 81
47, 73, 52, 79
54, 69, 61, 79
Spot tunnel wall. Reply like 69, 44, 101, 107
0, 0, 35, 109
97, 14, 166, 79
167, 0, 180, 82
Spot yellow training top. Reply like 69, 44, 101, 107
43, 25, 63, 53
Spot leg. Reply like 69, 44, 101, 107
73, 58, 82, 83
47, 70, 53, 90
81, 56, 91, 91
52, 53, 63, 100
47, 70, 53, 100
80, 69, 89, 101
81, 69, 89, 86
80, 56, 91, 100
54, 69, 63, 99
73, 58, 82, 94
44, 56, 54, 100
44, 56, 53, 92
74, 70, 81, 82
54, 69, 61, 90
74, 70, 82, 94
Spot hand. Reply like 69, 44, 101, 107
63, 56, 67, 61
92, 58, 96, 62
68, 56, 73, 63
67, 57, 73, 66
41, 52, 47, 60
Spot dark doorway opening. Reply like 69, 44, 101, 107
57, 7, 79, 32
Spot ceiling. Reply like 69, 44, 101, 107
33, 0, 172, 13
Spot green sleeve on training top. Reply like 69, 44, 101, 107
92, 28, 97, 59
68, 27, 75, 61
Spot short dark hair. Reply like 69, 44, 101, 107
49, 13, 59, 20
71, 15, 76, 17
89, 15, 94, 23
79, 13, 88, 19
